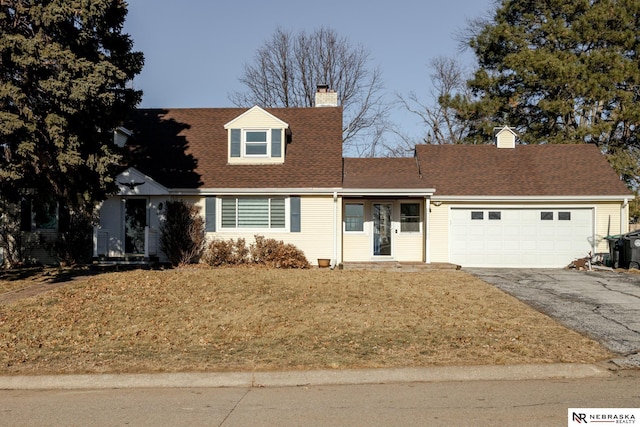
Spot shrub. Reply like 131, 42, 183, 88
201, 237, 248, 267
160, 200, 206, 267
201, 235, 309, 269
250, 235, 310, 269
48, 211, 94, 266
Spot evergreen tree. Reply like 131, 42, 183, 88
0, 0, 143, 213
451, 0, 640, 187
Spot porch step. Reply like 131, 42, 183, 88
341, 262, 461, 271
91, 256, 161, 272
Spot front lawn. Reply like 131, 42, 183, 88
0, 268, 612, 374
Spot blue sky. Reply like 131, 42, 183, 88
124, 0, 495, 144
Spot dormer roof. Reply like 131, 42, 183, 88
223, 105, 289, 129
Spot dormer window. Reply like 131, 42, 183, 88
225, 106, 288, 165
230, 128, 282, 158
245, 130, 268, 156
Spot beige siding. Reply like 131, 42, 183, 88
595, 202, 627, 252
204, 195, 338, 266
343, 233, 370, 262
226, 108, 287, 129
428, 203, 450, 263
394, 232, 424, 261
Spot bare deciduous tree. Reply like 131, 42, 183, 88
397, 56, 472, 147
230, 27, 390, 156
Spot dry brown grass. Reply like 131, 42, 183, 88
0, 268, 612, 375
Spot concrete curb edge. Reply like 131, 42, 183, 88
0, 363, 611, 390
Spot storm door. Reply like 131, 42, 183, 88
373, 203, 392, 256
124, 199, 147, 255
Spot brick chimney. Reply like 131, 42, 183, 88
315, 84, 338, 107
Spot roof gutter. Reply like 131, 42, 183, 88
170, 188, 343, 196
339, 188, 436, 197
431, 195, 632, 202
170, 188, 436, 197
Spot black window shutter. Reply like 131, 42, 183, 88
58, 204, 70, 232
20, 198, 32, 231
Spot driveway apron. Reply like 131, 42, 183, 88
465, 268, 640, 368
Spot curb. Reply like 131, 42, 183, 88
0, 363, 611, 390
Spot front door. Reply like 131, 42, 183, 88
373, 203, 392, 256
124, 199, 147, 255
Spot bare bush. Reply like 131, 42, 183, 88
250, 235, 310, 269
160, 200, 206, 267
201, 238, 248, 267
201, 235, 309, 269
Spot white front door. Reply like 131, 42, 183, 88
373, 203, 393, 257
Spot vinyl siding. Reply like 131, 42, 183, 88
393, 232, 424, 261
428, 203, 450, 263
596, 201, 628, 252
343, 232, 370, 262
203, 195, 338, 266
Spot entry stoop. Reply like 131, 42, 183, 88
341, 262, 461, 271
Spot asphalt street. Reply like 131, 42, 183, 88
1, 371, 638, 426
465, 268, 640, 368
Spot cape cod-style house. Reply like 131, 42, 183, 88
91, 87, 632, 268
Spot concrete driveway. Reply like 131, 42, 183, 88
465, 268, 640, 368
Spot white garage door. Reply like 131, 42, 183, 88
450, 208, 594, 268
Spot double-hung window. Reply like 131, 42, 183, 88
345, 203, 364, 232
244, 130, 268, 156
229, 128, 283, 161
400, 203, 420, 232
221, 197, 285, 229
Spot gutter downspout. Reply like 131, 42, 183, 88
332, 191, 338, 269
425, 198, 430, 264
622, 198, 629, 234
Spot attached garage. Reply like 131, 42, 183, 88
449, 208, 594, 268
417, 135, 631, 269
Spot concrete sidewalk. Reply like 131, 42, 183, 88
0, 363, 611, 390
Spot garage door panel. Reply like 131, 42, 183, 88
450, 208, 593, 268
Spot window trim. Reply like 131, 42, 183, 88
34, 200, 59, 231
243, 129, 269, 157
219, 196, 288, 231
400, 202, 421, 233
229, 128, 285, 162
344, 203, 365, 233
